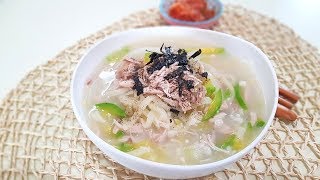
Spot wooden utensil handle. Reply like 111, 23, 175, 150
276, 104, 298, 121
278, 97, 294, 109
279, 87, 299, 103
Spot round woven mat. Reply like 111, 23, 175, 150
0, 5, 319, 179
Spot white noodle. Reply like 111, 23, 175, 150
187, 111, 202, 126
103, 88, 130, 97
144, 111, 155, 128
148, 103, 169, 123
88, 109, 105, 123
201, 138, 229, 154
153, 97, 170, 111
139, 95, 157, 110
129, 147, 151, 157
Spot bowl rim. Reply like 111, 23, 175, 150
159, 0, 224, 26
71, 26, 278, 172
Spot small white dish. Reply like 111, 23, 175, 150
71, 26, 278, 179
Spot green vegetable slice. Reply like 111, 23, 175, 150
202, 89, 222, 121
244, 119, 266, 141
95, 103, 126, 118
255, 119, 266, 128
144, 52, 151, 63
115, 130, 125, 138
220, 134, 244, 150
223, 89, 232, 100
234, 83, 248, 110
244, 122, 253, 137
106, 46, 130, 63
220, 134, 236, 149
118, 142, 135, 152
247, 122, 253, 130
186, 47, 225, 54
204, 80, 216, 98
201, 47, 225, 54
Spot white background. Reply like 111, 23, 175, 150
0, 0, 319, 99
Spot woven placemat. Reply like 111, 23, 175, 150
1, 5, 319, 179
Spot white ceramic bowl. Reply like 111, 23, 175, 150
71, 26, 278, 179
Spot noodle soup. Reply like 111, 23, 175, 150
84, 43, 266, 165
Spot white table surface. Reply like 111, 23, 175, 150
0, 0, 319, 100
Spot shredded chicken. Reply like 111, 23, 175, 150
116, 58, 143, 81
116, 52, 206, 112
